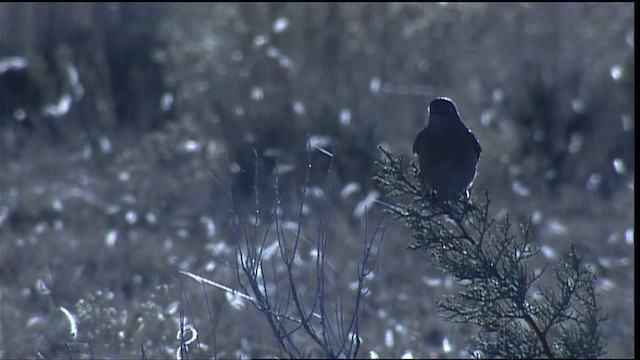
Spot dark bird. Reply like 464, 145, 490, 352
413, 97, 481, 202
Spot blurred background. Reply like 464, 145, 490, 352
0, 3, 634, 358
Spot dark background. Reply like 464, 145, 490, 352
0, 3, 634, 358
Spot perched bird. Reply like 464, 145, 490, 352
413, 97, 481, 202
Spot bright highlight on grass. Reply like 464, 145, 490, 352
59, 306, 78, 339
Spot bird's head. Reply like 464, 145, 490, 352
427, 97, 463, 129
429, 97, 458, 116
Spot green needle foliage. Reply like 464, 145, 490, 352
373, 146, 607, 359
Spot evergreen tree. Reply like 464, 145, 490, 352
374, 147, 607, 359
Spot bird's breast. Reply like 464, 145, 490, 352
415, 128, 479, 187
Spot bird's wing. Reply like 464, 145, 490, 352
413, 128, 427, 154
469, 130, 482, 157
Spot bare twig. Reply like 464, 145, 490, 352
186, 143, 387, 358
